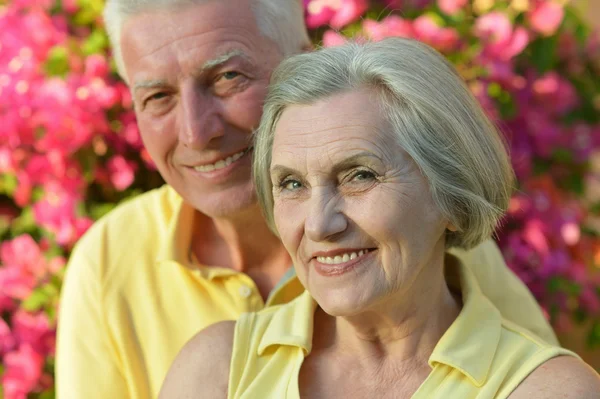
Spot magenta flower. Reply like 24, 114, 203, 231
532, 72, 578, 115
527, 0, 564, 37
0, 235, 48, 300
305, 0, 368, 29
107, 155, 138, 191
2, 344, 44, 399
0, 318, 16, 357
12, 310, 54, 356
438, 0, 468, 16
362, 16, 415, 41
474, 12, 530, 60
412, 15, 460, 52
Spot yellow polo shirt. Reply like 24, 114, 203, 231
55, 185, 557, 399
228, 258, 577, 399
55, 185, 303, 399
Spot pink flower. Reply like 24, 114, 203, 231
12, 310, 55, 356
412, 15, 460, 52
2, 344, 44, 399
362, 16, 414, 41
322, 30, 348, 47
84, 54, 109, 78
107, 154, 137, 191
528, 0, 564, 36
1, 235, 46, 279
438, 0, 468, 16
474, 12, 530, 60
0, 235, 48, 300
305, 0, 368, 29
32, 181, 90, 246
580, 287, 600, 314
0, 317, 16, 356
532, 72, 578, 115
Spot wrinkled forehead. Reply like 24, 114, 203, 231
120, 0, 278, 77
271, 91, 400, 171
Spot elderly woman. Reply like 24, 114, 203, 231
160, 38, 599, 398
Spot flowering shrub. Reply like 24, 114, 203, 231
0, 0, 599, 397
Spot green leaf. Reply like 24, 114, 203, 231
529, 36, 558, 74
22, 289, 50, 312
10, 207, 37, 236
552, 148, 573, 164
43, 46, 70, 77
89, 203, 116, 220
0, 173, 18, 196
547, 277, 562, 293
82, 29, 108, 55
586, 320, 600, 349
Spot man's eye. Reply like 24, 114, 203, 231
144, 92, 169, 105
221, 71, 241, 80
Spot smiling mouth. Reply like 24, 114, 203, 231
316, 249, 373, 265
192, 147, 251, 172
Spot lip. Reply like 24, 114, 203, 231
186, 147, 251, 168
311, 248, 377, 277
184, 147, 252, 182
311, 247, 373, 259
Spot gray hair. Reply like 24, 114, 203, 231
103, 0, 310, 81
253, 38, 514, 249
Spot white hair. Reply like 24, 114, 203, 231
254, 38, 515, 249
103, 0, 310, 81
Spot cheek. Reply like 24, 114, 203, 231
273, 201, 304, 255
137, 116, 177, 159
222, 85, 267, 131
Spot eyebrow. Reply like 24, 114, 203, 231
199, 49, 249, 72
132, 49, 250, 93
270, 152, 382, 178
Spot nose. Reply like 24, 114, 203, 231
305, 189, 348, 242
178, 82, 224, 149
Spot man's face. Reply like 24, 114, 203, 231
121, 0, 284, 217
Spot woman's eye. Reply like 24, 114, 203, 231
350, 170, 376, 181
281, 180, 303, 190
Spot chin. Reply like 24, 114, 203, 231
313, 289, 376, 318
186, 184, 257, 218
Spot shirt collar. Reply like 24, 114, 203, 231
427, 255, 502, 387
155, 186, 195, 265
258, 290, 317, 356
256, 255, 503, 387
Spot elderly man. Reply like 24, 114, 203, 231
55, 0, 558, 398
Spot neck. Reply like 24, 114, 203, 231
190, 204, 291, 297
316, 249, 460, 370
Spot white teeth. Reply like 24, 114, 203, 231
193, 149, 246, 172
316, 249, 370, 265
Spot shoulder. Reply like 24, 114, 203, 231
159, 321, 236, 399
509, 355, 600, 399
79, 184, 178, 244
66, 185, 179, 273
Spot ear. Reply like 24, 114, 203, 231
446, 222, 458, 232
302, 43, 314, 53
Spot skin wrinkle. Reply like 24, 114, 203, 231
272, 89, 458, 371
132, 50, 250, 94
119, 1, 292, 294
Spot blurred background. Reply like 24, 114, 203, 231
0, 0, 599, 397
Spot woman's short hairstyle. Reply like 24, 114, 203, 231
103, 0, 310, 81
253, 38, 514, 249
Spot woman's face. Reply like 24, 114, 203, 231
270, 88, 452, 316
